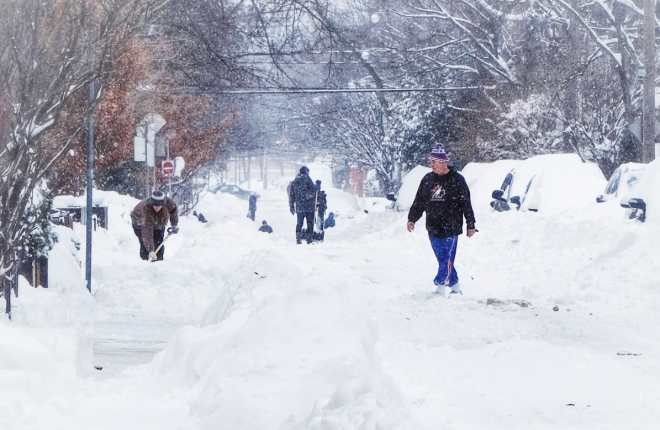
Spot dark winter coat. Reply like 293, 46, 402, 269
317, 191, 327, 214
289, 173, 317, 213
324, 213, 335, 229
130, 197, 179, 252
408, 169, 475, 239
249, 194, 257, 211
259, 224, 273, 233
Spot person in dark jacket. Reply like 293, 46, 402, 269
193, 211, 208, 223
289, 166, 317, 244
407, 143, 476, 296
258, 220, 273, 233
316, 180, 327, 233
247, 194, 257, 221
324, 212, 335, 229
131, 191, 179, 261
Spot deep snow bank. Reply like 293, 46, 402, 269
148, 248, 416, 429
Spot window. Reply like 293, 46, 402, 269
604, 170, 621, 195
500, 172, 514, 192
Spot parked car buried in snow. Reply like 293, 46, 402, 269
461, 160, 521, 211
596, 162, 646, 204
489, 154, 606, 215
211, 183, 258, 200
619, 157, 660, 223
386, 165, 431, 212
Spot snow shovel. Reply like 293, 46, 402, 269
153, 227, 175, 256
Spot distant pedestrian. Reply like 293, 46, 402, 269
324, 212, 335, 229
258, 220, 273, 233
407, 143, 476, 296
289, 166, 317, 244
131, 191, 179, 262
315, 180, 327, 234
247, 194, 257, 221
193, 211, 208, 223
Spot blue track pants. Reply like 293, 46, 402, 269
429, 235, 459, 287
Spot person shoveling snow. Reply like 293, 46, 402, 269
130, 191, 179, 262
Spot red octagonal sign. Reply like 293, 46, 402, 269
162, 160, 175, 176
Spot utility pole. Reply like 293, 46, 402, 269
247, 154, 251, 189
144, 122, 150, 198
167, 138, 172, 196
642, 0, 656, 162
234, 156, 238, 185
85, 81, 94, 293
263, 146, 268, 190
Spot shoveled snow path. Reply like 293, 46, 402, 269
92, 234, 216, 377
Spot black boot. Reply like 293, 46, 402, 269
296, 232, 302, 244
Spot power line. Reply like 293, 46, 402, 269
212, 48, 412, 57
164, 86, 481, 95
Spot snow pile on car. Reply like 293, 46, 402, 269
392, 165, 431, 212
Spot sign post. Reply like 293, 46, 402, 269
163, 159, 174, 196
134, 113, 166, 197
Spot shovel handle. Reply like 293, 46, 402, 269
153, 233, 172, 255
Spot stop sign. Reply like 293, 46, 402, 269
162, 160, 175, 176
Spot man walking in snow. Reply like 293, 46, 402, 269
247, 193, 257, 221
289, 166, 317, 244
407, 143, 476, 296
131, 190, 179, 262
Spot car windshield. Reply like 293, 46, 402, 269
604, 170, 621, 195
524, 176, 534, 195
500, 172, 514, 192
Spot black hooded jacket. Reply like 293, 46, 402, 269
408, 169, 476, 238
289, 173, 317, 213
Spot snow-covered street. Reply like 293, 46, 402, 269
5, 1, 660, 428
2, 184, 660, 429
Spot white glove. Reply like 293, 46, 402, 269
148, 252, 158, 262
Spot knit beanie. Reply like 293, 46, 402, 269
429, 143, 449, 161
150, 190, 166, 206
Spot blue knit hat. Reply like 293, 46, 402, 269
429, 143, 449, 161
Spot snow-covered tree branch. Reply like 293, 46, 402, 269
0, 0, 157, 295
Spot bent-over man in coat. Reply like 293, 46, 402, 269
131, 191, 179, 261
